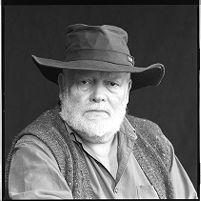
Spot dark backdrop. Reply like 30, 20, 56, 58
4, 5, 198, 191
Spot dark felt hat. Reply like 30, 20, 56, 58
32, 24, 165, 90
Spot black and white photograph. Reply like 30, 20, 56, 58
3, 4, 198, 199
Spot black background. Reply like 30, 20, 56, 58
4, 5, 198, 191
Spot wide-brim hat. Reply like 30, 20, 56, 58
32, 24, 165, 90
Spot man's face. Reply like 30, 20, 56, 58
59, 69, 132, 144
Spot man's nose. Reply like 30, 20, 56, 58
90, 83, 107, 103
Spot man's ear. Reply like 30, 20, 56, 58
128, 79, 132, 92
58, 73, 64, 96
125, 79, 132, 104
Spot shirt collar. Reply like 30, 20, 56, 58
120, 116, 137, 140
64, 122, 82, 143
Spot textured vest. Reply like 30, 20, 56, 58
5, 106, 175, 199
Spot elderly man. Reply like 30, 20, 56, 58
5, 24, 197, 199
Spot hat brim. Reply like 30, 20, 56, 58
32, 55, 165, 90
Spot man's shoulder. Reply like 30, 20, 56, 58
13, 105, 65, 152
126, 114, 174, 170
126, 114, 161, 131
126, 114, 172, 147
21, 105, 60, 133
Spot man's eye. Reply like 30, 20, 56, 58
80, 80, 89, 85
108, 81, 119, 87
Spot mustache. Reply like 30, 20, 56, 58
84, 104, 112, 114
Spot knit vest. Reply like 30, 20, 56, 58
5, 106, 175, 199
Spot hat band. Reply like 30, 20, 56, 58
64, 49, 134, 66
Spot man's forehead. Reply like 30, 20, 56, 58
63, 69, 130, 79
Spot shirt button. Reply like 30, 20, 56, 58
114, 187, 118, 194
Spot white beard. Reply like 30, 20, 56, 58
59, 91, 128, 144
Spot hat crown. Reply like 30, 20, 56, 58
65, 24, 130, 55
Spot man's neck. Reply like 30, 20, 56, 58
83, 133, 117, 157
82, 133, 118, 178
